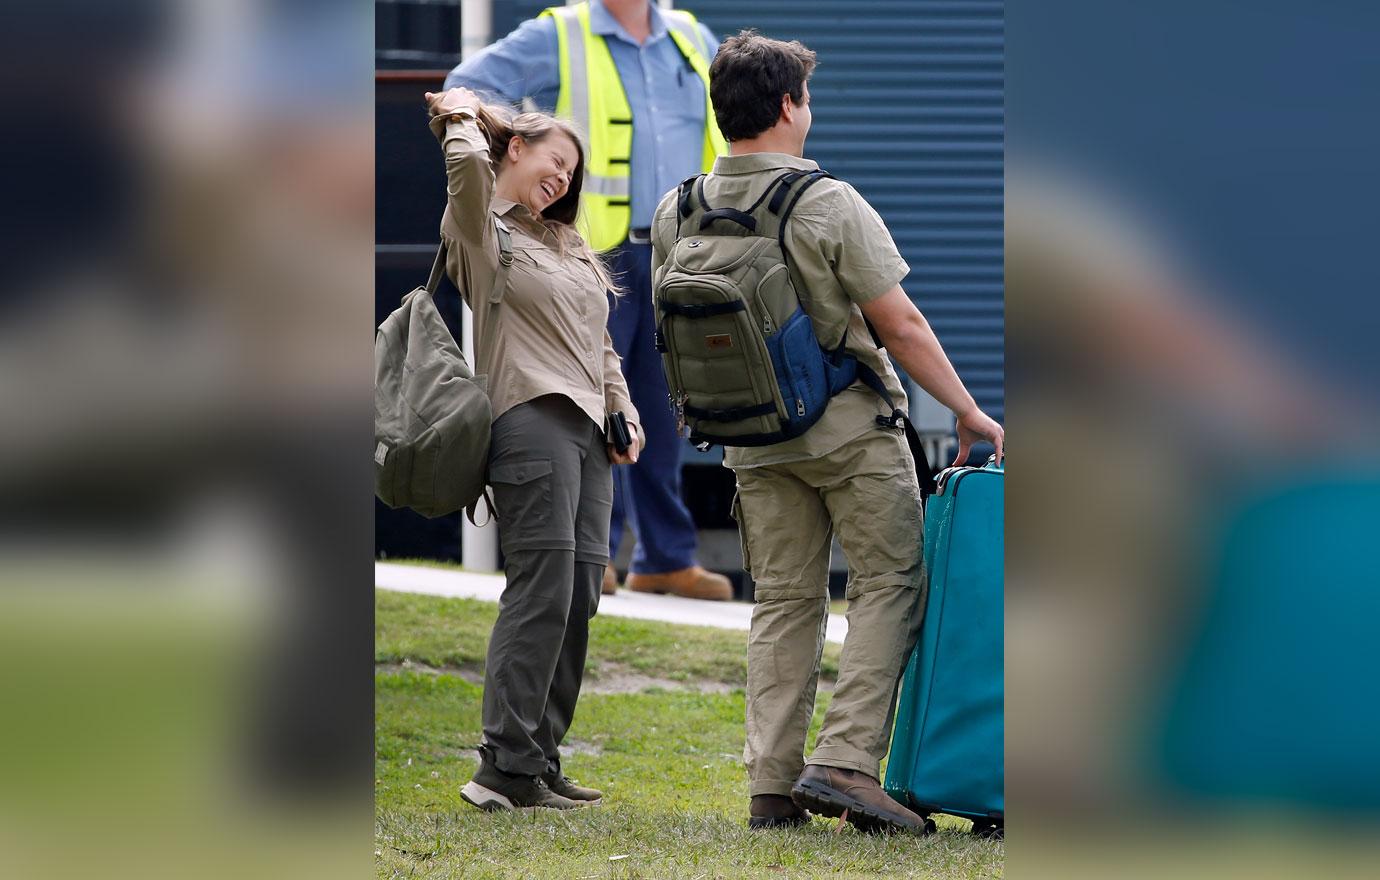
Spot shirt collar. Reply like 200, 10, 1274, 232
589, 1, 667, 43
711, 152, 820, 175
490, 197, 557, 242
491, 197, 522, 217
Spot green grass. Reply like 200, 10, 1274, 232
376, 586, 1003, 879
377, 585, 842, 685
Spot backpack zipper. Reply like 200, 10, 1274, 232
671, 390, 688, 435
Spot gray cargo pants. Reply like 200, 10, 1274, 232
480, 394, 612, 776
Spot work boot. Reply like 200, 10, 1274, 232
748, 794, 811, 829
601, 565, 619, 595
460, 755, 583, 811
790, 764, 929, 834
541, 768, 603, 803
625, 565, 733, 601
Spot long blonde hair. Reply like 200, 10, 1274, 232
471, 102, 620, 295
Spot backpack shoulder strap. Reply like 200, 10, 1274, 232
773, 169, 835, 249
756, 169, 836, 330
675, 173, 708, 241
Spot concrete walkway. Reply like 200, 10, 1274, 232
376, 562, 849, 644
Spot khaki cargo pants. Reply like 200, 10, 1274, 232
733, 426, 926, 797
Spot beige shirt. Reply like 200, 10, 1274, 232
432, 113, 639, 434
651, 152, 909, 468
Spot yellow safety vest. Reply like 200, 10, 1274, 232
542, 3, 728, 252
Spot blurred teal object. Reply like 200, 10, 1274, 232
1156, 473, 1380, 811
884, 460, 1004, 830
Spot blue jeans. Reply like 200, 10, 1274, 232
605, 241, 698, 574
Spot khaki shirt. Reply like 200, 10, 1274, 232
432, 114, 639, 434
651, 152, 909, 468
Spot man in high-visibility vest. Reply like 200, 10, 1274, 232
445, 1, 733, 602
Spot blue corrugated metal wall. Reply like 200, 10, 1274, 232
496, 0, 1005, 425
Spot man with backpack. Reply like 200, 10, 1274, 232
650, 31, 1004, 833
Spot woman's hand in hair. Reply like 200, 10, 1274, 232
424, 87, 482, 119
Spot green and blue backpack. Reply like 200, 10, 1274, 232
654, 169, 906, 448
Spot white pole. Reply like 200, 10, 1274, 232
460, 0, 491, 61
459, 0, 499, 573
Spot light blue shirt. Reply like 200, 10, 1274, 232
444, 1, 718, 229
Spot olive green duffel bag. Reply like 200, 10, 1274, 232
374, 220, 512, 518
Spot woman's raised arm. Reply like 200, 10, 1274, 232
425, 88, 496, 248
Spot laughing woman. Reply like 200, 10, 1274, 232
424, 86, 642, 811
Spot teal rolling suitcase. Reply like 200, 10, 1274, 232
883, 459, 1004, 836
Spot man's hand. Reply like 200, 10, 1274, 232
954, 408, 1004, 467
423, 87, 481, 118
856, 286, 1004, 467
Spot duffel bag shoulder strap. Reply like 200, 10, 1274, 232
489, 216, 514, 305
468, 215, 515, 369
466, 486, 497, 527
424, 241, 448, 296
421, 214, 511, 308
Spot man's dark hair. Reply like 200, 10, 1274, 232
708, 30, 817, 141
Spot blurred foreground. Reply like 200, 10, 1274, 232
1007, 2, 1380, 876
2, 1, 1378, 877
0, 2, 373, 878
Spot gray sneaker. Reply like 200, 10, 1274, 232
542, 770, 603, 803
461, 759, 583, 811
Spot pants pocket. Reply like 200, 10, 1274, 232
836, 472, 923, 600
489, 458, 554, 551
730, 488, 753, 577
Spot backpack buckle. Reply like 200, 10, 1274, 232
875, 410, 905, 429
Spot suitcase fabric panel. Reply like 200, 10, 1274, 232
884, 464, 1004, 822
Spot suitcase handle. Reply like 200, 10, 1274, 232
934, 454, 1004, 495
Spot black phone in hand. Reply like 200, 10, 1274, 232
608, 412, 631, 453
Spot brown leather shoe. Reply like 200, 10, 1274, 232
748, 794, 811, 829
790, 764, 932, 834
601, 565, 619, 595
625, 565, 733, 601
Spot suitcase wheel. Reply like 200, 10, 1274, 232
970, 819, 1003, 839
